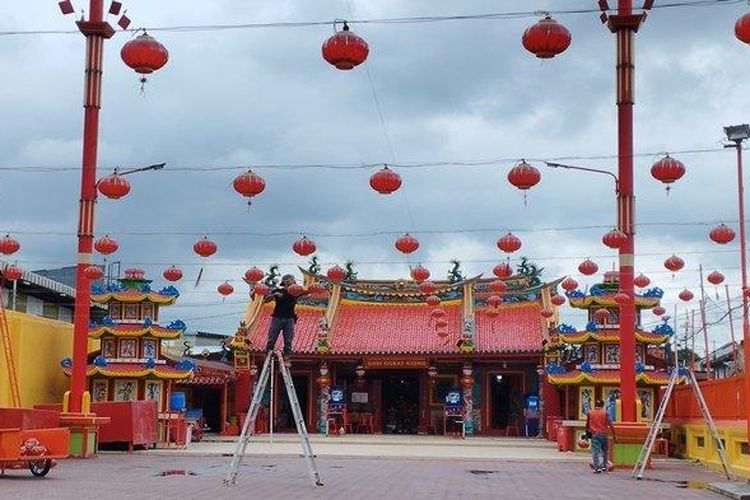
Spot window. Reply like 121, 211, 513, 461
142, 303, 154, 321
42, 302, 58, 320
109, 303, 121, 320
124, 304, 139, 320
696, 436, 705, 448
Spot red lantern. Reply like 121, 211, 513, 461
287, 284, 305, 296
602, 228, 627, 249
678, 289, 694, 302
664, 255, 684, 273
0, 234, 20, 255
244, 267, 265, 283
395, 234, 420, 254
327, 265, 346, 282
124, 267, 144, 279
493, 262, 512, 278
634, 273, 650, 288
425, 294, 441, 307
551, 294, 565, 306
540, 309, 554, 319
594, 308, 610, 322
233, 170, 266, 200
614, 292, 629, 305
735, 12, 750, 44
163, 266, 183, 282
308, 282, 327, 296
97, 173, 131, 200
652, 306, 666, 316
709, 223, 736, 245
650, 155, 685, 186
293, 236, 316, 256
486, 308, 500, 319
419, 281, 437, 295
2, 265, 22, 282
496, 233, 522, 253
94, 235, 119, 255
410, 265, 430, 282
218, 282, 234, 296
487, 295, 501, 307
253, 283, 270, 297
194, 236, 218, 258
369, 165, 402, 195
561, 277, 578, 291
521, 15, 572, 59
507, 160, 541, 190
578, 259, 598, 276
707, 270, 725, 286
121, 32, 169, 75
430, 308, 446, 319
321, 22, 369, 70
83, 265, 103, 280
489, 280, 507, 293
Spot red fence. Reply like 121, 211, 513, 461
666, 375, 746, 421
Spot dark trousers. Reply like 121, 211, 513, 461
265, 316, 295, 354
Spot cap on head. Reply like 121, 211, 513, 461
281, 274, 295, 283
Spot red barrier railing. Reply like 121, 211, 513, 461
666, 375, 746, 421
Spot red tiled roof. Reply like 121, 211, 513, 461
475, 302, 544, 353
248, 304, 325, 353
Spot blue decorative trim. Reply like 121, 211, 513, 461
143, 316, 153, 326
585, 321, 599, 332
566, 290, 584, 298
167, 319, 187, 331
580, 361, 593, 373
545, 362, 566, 375
60, 357, 72, 369
652, 320, 674, 336
557, 323, 576, 334
643, 287, 664, 298
93, 355, 108, 367
635, 362, 645, 373
159, 285, 180, 297
102, 316, 114, 326
144, 357, 156, 369
176, 359, 196, 371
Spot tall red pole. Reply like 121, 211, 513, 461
68, 0, 114, 413
608, 0, 643, 422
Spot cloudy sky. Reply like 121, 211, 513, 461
0, 0, 748, 354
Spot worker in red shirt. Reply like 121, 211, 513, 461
585, 399, 618, 473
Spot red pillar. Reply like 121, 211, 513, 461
608, 1, 644, 423
234, 370, 252, 415
69, 1, 115, 413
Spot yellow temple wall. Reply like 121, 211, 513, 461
0, 311, 98, 408
669, 421, 749, 479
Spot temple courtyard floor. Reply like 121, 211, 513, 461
0, 436, 735, 499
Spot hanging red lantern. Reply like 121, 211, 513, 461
2, 265, 22, 282
418, 281, 437, 295
496, 233, 522, 253
578, 259, 598, 276
678, 289, 694, 302
0, 234, 20, 255
410, 265, 430, 282
369, 165, 402, 195
489, 280, 507, 293
97, 173, 131, 200
540, 309, 554, 319
83, 265, 103, 280
521, 15, 572, 59
194, 236, 218, 258
321, 22, 369, 70
244, 267, 265, 283
634, 273, 650, 288
287, 283, 305, 296
308, 282, 327, 296
326, 265, 346, 282
485, 308, 500, 319
707, 270, 725, 286
594, 308, 610, 322
487, 295, 501, 307
94, 235, 119, 255
507, 160, 541, 190
293, 235, 317, 256
233, 170, 266, 200
561, 277, 578, 291
652, 306, 666, 316
614, 292, 629, 305
735, 13, 750, 44
602, 228, 627, 249
430, 308, 447, 319
124, 267, 144, 279
218, 282, 234, 296
163, 266, 183, 282
253, 283, 270, 297
425, 294, 441, 307
493, 262, 512, 278
664, 255, 685, 273
650, 155, 685, 188
709, 223, 736, 245
551, 294, 566, 306
395, 234, 420, 254
121, 32, 169, 75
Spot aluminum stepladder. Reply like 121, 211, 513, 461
632, 368, 732, 480
224, 350, 323, 487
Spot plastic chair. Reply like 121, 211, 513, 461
504, 416, 520, 437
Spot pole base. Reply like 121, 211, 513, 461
58, 412, 110, 458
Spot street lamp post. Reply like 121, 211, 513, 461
723, 123, 750, 443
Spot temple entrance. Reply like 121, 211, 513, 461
489, 372, 524, 434
381, 373, 420, 434
276, 374, 310, 432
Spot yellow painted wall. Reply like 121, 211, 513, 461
670, 421, 749, 478
0, 311, 98, 408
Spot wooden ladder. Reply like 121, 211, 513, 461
0, 280, 20, 407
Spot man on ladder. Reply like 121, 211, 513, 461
264, 274, 309, 357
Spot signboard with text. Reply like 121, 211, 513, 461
363, 357, 428, 370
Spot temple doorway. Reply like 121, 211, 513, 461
489, 372, 524, 434
381, 373, 420, 434
276, 373, 310, 432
